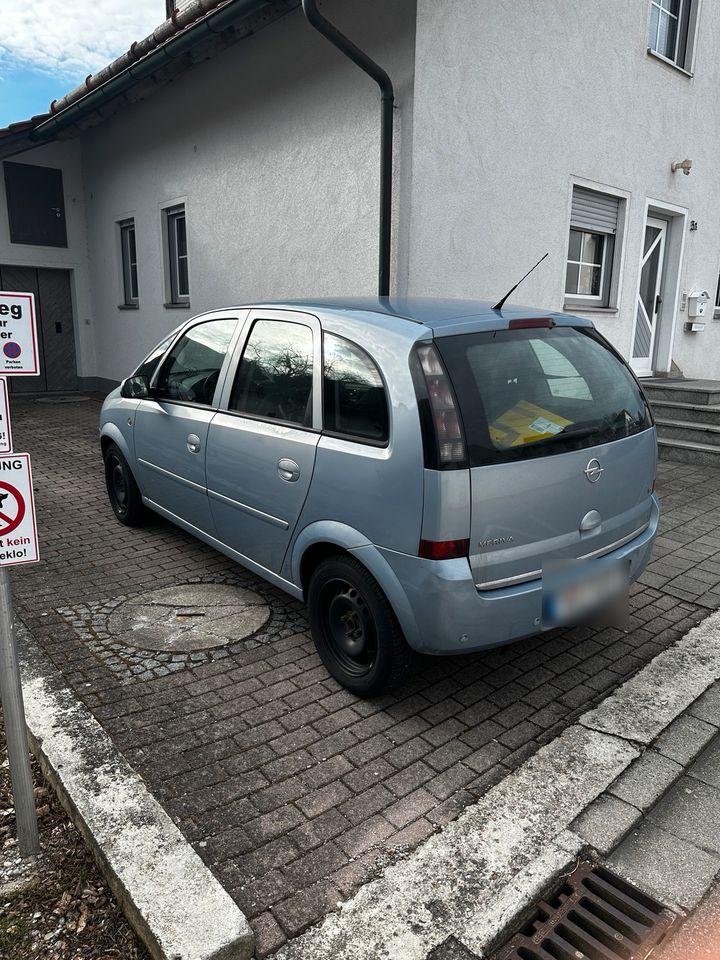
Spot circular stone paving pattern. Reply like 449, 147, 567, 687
108, 583, 271, 653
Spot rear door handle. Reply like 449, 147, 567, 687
278, 458, 300, 482
187, 434, 201, 454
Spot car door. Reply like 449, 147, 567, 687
133, 315, 240, 533
205, 309, 321, 573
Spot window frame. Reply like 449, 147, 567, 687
163, 203, 190, 307
321, 331, 390, 447
564, 229, 613, 305
119, 218, 138, 307
563, 183, 627, 313
714, 271, 720, 320
647, 0, 698, 74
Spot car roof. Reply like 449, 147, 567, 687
235, 297, 593, 337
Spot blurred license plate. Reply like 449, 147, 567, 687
543, 559, 628, 627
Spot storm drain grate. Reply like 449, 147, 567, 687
492, 862, 677, 960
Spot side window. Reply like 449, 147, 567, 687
230, 319, 314, 426
155, 318, 236, 405
323, 333, 389, 442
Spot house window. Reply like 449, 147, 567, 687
119, 219, 138, 306
165, 205, 189, 305
648, 0, 695, 70
564, 187, 621, 309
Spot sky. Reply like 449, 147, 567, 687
0, 1, 163, 127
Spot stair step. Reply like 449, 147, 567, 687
657, 437, 720, 466
643, 381, 720, 405
656, 420, 720, 447
649, 400, 720, 426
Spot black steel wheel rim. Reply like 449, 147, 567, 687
319, 577, 377, 677
109, 458, 128, 517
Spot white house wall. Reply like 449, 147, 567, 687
82, 0, 416, 382
409, 0, 720, 379
0, 140, 96, 381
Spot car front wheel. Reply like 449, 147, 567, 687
104, 442, 148, 527
307, 555, 411, 696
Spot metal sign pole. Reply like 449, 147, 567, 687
0, 565, 39, 855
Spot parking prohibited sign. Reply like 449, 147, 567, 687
0, 454, 39, 566
0, 292, 40, 376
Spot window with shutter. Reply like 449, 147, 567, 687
565, 187, 622, 309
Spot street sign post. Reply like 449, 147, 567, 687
0, 291, 40, 857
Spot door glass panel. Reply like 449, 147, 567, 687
230, 320, 313, 426
644, 225, 661, 256
639, 242, 662, 317
156, 318, 236, 405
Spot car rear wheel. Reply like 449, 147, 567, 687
307, 555, 411, 696
104, 442, 148, 527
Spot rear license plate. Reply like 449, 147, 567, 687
542, 558, 628, 627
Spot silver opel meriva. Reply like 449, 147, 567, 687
100, 299, 658, 695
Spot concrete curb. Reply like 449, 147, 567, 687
275, 609, 720, 960
17, 624, 255, 960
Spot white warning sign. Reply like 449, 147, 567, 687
0, 292, 40, 376
0, 379, 12, 454
0, 454, 39, 566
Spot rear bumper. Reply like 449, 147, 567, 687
377, 494, 660, 654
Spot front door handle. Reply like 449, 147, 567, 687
278, 458, 300, 482
655, 294, 663, 314
187, 434, 201, 454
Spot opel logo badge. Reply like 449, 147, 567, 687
585, 458, 604, 483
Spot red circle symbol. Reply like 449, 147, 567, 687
3, 342, 21, 359
0, 481, 26, 537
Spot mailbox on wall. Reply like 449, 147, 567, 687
688, 290, 710, 318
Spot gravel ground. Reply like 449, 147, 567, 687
0, 708, 148, 960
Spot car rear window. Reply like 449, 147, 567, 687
436, 326, 653, 466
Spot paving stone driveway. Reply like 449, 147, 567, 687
10, 396, 717, 957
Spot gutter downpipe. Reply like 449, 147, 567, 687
301, 0, 394, 298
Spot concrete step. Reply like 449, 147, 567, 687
650, 400, 720, 426
656, 419, 720, 448
643, 381, 720, 405
657, 436, 720, 466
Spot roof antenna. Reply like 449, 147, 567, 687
492, 252, 549, 312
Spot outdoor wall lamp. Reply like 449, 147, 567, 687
671, 158, 693, 175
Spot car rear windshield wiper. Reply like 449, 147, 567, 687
528, 423, 599, 447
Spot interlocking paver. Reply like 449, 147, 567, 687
10, 398, 716, 950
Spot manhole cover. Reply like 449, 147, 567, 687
108, 583, 270, 652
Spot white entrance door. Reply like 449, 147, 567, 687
631, 216, 667, 377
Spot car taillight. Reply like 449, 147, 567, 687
413, 343, 468, 469
418, 538, 470, 560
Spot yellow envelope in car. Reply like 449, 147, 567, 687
489, 401, 574, 448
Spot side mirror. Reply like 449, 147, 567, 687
121, 374, 152, 399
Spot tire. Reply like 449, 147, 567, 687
307, 555, 412, 696
103, 442, 148, 527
